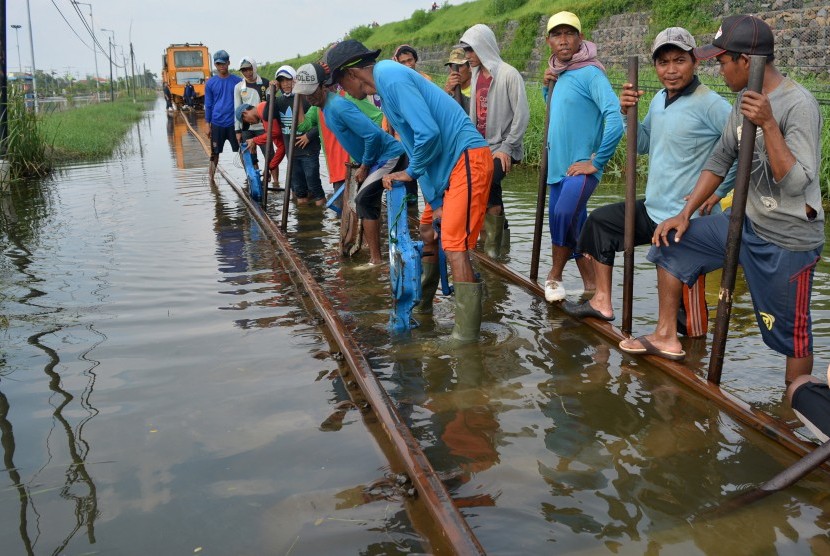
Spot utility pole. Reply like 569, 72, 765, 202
119, 46, 129, 95
2, 0, 9, 168
71, 2, 101, 101
10, 25, 22, 74
25, 0, 38, 113
101, 28, 114, 101
129, 43, 136, 100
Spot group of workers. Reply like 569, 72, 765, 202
200, 13, 828, 441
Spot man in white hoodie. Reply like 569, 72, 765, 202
234, 57, 271, 173
457, 24, 529, 258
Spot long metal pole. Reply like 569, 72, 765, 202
72, 2, 100, 99
705, 440, 830, 516
621, 55, 639, 336
261, 83, 276, 208
11, 25, 22, 74
129, 43, 136, 100
280, 93, 301, 232
24, 0, 38, 113
706, 55, 766, 384
1, 2, 9, 159
529, 86, 553, 282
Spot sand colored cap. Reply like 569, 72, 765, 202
651, 27, 697, 58
546, 11, 581, 34
444, 48, 467, 66
694, 15, 774, 60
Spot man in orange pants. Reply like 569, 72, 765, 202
327, 40, 494, 342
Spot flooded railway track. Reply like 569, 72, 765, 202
181, 111, 826, 550
180, 114, 485, 555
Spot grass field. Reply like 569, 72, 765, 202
39, 95, 155, 161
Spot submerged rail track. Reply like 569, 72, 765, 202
180, 114, 485, 555
181, 110, 825, 549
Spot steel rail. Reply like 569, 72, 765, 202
467, 249, 822, 464
181, 114, 486, 555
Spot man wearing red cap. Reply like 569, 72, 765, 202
620, 15, 824, 385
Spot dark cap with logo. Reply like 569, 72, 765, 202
324, 39, 382, 84
694, 15, 774, 60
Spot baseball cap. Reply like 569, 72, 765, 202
235, 103, 254, 123
444, 48, 467, 66
324, 39, 382, 84
293, 63, 329, 95
651, 27, 697, 58
546, 11, 581, 34
275, 65, 297, 80
239, 57, 253, 70
213, 50, 230, 64
694, 15, 774, 60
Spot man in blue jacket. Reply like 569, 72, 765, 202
326, 40, 494, 343
204, 50, 242, 181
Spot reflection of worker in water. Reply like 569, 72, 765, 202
184, 82, 195, 109
163, 83, 173, 110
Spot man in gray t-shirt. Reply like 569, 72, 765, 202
619, 15, 824, 384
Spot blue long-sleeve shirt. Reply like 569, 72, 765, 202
637, 81, 736, 223
205, 73, 241, 128
373, 60, 487, 209
322, 92, 404, 167
544, 65, 623, 184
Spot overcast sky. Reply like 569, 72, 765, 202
7, 0, 467, 79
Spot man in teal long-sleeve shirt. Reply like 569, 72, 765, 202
542, 12, 623, 303
562, 27, 735, 338
326, 40, 494, 343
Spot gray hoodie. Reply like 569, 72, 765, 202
459, 24, 529, 161
234, 57, 268, 132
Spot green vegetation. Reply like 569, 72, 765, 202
4, 88, 51, 180
39, 94, 154, 161
269, 0, 830, 200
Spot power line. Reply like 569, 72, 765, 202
48, 0, 124, 69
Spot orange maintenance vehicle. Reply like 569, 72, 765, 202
162, 43, 211, 109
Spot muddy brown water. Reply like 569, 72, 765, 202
1, 101, 829, 554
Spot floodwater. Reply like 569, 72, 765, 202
1, 100, 828, 554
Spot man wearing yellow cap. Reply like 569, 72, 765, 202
541, 12, 623, 303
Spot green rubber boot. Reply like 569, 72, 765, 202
450, 281, 483, 343
501, 225, 510, 253
416, 262, 440, 314
483, 214, 505, 258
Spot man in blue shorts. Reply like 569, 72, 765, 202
542, 11, 623, 303
293, 62, 406, 266
205, 50, 242, 181
619, 16, 824, 385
